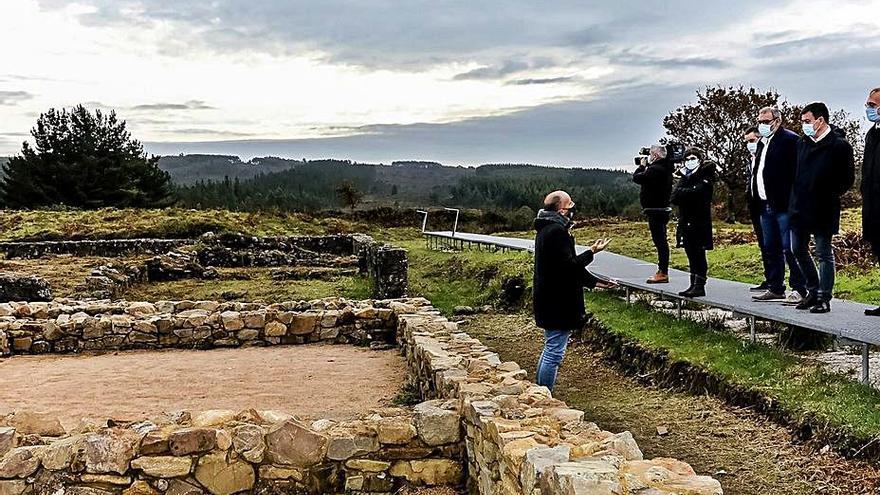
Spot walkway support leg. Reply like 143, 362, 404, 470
626, 288, 631, 305
676, 299, 682, 319
750, 317, 756, 343
862, 344, 870, 385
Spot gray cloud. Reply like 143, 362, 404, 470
0, 91, 33, 105
506, 76, 576, 86
130, 100, 215, 111
613, 52, 731, 69
166, 128, 257, 137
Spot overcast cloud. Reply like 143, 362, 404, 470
1, 0, 878, 167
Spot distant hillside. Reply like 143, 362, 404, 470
157, 154, 300, 183
172, 156, 639, 216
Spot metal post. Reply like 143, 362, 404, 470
444, 207, 460, 237
750, 317, 756, 343
862, 344, 870, 385
416, 210, 428, 233
676, 299, 682, 319
625, 288, 631, 305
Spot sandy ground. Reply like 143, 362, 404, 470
0, 344, 405, 429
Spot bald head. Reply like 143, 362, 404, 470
543, 190, 573, 212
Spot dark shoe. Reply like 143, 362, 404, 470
752, 290, 785, 301
750, 281, 770, 292
646, 271, 669, 284
678, 274, 696, 296
810, 301, 831, 314
795, 293, 818, 310
680, 276, 706, 298
865, 307, 880, 316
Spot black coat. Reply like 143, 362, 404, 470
752, 127, 799, 212
671, 162, 716, 250
533, 215, 597, 330
633, 158, 674, 210
790, 127, 855, 235
862, 126, 880, 242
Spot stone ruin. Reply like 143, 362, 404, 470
0, 273, 53, 303
0, 296, 723, 495
0, 234, 407, 302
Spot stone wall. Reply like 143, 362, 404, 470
0, 297, 722, 494
0, 239, 193, 259
0, 298, 397, 356
395, 309, 724, 494
0, 273, 53, 302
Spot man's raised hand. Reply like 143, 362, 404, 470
591, 238, 612, 253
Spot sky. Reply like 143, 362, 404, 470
0, 0, 878, 168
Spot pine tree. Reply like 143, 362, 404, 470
1, 105, 172, 208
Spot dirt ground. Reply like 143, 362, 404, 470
0, 344, 405, 428
463, 313, 880, 495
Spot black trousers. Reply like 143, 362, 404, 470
647, 211, 670, 274
684, 243, 708, 278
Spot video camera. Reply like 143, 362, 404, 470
633, 143, 687, 167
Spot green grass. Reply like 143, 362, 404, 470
585, 290, 880, 441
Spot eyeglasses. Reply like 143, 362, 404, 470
757, 117, 778, 125
867, 102, 879, 109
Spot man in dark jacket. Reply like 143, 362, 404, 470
750, 107, 807, 304
533, 190, 609, 391
632, 145, 674, 284
863, 87, 880, 316
744, 126, 771, 292
790, 102, 855, 313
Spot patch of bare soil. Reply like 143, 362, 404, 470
0, 254, 150, 297
463, 313, 880, 495
0, 344, 405, 429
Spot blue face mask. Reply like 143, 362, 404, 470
802, 122, 816, 137
758, 123, 773, 137
867, 106, 880, 123
747, 142, 758, 154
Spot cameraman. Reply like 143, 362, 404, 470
633, 145, 674, 284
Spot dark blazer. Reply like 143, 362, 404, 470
752, 127, 799, 212
632, 158, 674, 210
862, 125, 880, 242
790, 126, 855, 235
672, 162, 716, 250
533, 216, 596, 330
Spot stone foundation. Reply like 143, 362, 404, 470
0, 297, 722, 494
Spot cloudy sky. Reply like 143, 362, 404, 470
1, 0, 878, 167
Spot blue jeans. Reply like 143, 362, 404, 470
758, 204, 806, 295
536, 329, 571, 391
790, 229, 835, 302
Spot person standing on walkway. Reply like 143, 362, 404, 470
750, 107, 808, 304
744, 126, 771, 293
533, 190, 610, 391
863, 88, 880, 316
633, 145, 674, 284
671, 148, 715, 297
790, 102, 855, 314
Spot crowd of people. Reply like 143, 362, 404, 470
632, 90, 880, 315
530, 87, 880, 391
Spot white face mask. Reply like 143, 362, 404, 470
684, 158, 700, 172
747, 141, 758, 154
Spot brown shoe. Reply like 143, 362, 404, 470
646, 271, 669, 284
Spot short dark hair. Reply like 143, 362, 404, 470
743, 126, 759, 136
801, 101, 830, 122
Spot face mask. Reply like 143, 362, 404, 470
747, 142, 758, 154
684, 158, 699, 172
867, 106, 880, 123
758, 123, 773, 137
802, 122, 816, 137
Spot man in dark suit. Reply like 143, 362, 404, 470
790, 102, 855, 313
863, 87, 880, 316
750, 107, 807, 303
744, 126, 770, 292
533, 190, 609, 390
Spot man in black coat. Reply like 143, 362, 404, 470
533, 190, 609, 391
750, 107, 807, 304
863, 87, 880, 316
744, 126, 770, 292
789, 102, 855, 313
632, 145, 674, 284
